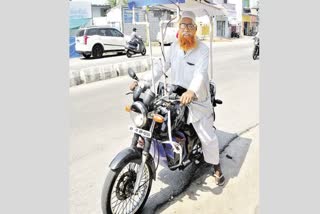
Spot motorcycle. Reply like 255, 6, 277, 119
252, 35, 260, 60
101, 68, 222, 214
125, 37, 147, 58
231, 31, 240, 38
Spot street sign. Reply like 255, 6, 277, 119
123, 8, 140, 23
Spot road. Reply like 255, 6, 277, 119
69, 38, 252, 72
70, 37, 259, 214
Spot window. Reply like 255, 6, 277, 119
224, 0, 228, 3
217, 21, 226, 37
86, 28, 99, 36
104, 29, 113, 37
76, 30, 84, 37
98, 29, 108, 36
101, 8, 107, 16
109, 29, 124, 37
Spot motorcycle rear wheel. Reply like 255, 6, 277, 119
141, 48, 146, 56
253, 46, 259, 60
126, 51, 132, 58
101, 158, 153, 214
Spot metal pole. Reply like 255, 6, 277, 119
132, 6, 155, 93
145, 11, 157, 94
145, 12, 156, 93
159, 20, 167, 96
159, 7, 180, 96
209, 15, 214, 80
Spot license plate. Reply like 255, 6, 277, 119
128, 126, 152, 138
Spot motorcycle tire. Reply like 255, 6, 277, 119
253, 46, 259, 60
101, 158, 153, 214
141, 48, 146, 56
126, 51, 132, 58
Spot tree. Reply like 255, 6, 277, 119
108, 0, 128, 8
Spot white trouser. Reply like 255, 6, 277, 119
191, 114, 220, 165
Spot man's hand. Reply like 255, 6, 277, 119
129, 81, 138, 91
180, 90, 196, 105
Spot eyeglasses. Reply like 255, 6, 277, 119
179, 23, 196, 30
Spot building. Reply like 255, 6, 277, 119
242, 0, 259, 36
210, 0, 242, 38
69, 0, 111, 36
69, 0, 111, 58
106, 5, 172, 42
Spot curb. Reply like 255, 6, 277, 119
69, 58, 152, 87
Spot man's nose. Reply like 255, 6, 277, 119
183, 27, 190, 32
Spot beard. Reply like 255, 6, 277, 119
178, 32, 197, 52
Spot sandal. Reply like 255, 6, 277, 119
213, 173, 225, 186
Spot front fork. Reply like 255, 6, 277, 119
133, 120, 156, 194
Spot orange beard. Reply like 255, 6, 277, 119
178, 32, 197, 52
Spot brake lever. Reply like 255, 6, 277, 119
125, 91, 133, 95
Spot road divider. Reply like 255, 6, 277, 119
70, 58, 152, 87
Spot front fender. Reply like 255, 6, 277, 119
109, 147, 156, 180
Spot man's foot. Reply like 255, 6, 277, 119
213, 164, 225, 186
213, 172, 225, 186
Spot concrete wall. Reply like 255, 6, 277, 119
228, 0, 243, 23
92, 6, 107, 17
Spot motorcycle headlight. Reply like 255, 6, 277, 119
130, 101, 148, 128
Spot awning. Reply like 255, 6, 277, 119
128, 0, 227, 17
69, 18, 91, 30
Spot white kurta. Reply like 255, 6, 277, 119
142, 40, 220, 164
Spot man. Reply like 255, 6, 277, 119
129, 28, 142, 51
130, 11, 225, 186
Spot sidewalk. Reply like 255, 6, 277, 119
155, 126, 259, 214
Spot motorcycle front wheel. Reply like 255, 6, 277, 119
101, 158, 153, 214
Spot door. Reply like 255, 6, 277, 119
217, 21, 225, 37
75, 29, 85, 51
109, 29, 126, 50
98, 28, 112, 51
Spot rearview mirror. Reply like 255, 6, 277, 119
128, 68, 139, 81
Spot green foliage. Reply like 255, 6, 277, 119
108, 0, 128, 8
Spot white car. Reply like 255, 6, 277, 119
156, 27, 178, 45
75, 26, 129, 59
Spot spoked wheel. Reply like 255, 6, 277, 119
101, 159, 152, 214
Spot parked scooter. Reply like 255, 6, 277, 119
231, 31, 240, 38
125, 37, 147, 58
101, 68, 223, 214
253, 33, 260, 60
